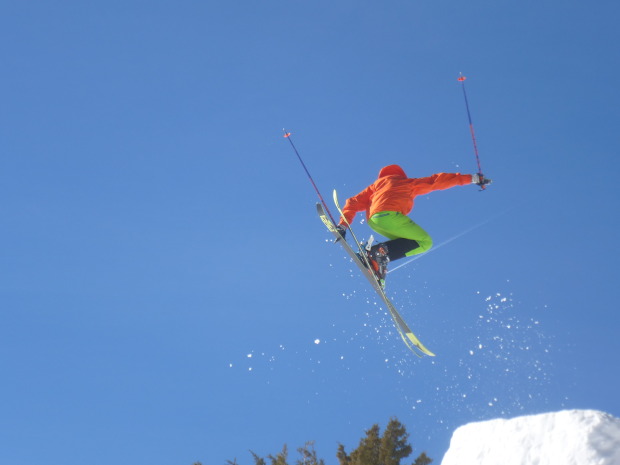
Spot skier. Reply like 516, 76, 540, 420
336, 164, 491, 285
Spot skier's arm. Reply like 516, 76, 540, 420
410, 173, 473, 196
339, 186, 373, 226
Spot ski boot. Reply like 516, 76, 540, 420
368, 243, 390, 288
357, 238, 389, 288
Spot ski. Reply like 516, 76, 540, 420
317, 193, 435, 357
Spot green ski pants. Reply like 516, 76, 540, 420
368, 211, 433, 256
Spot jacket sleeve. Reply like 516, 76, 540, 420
339, 185, 374, 225
410, 173, 472, 196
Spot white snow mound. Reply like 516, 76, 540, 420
441, 409, 620, 465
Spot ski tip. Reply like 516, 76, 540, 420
405, 332, 436, 357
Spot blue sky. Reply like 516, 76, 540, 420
1, 1, 619, 464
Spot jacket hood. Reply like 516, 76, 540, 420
378, 164, 407, 179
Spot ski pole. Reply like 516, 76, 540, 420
457, 74, 486, 190
283, 130, 339, 225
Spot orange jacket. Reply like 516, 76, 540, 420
339, 165, 472, 225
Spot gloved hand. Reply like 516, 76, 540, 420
472, 173, 492, 186
336, 225, 347, 241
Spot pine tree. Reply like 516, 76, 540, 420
297, 441, 325, 465
350, 423, 381, 465
250, 451, 267, 465
268, 444, 289, 465
337, 443, 351, 465
379, 418, 413, 465
206, 417, 432, 465
336, 418, 431, 465
413, 452, 432, 465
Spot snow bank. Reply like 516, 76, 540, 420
441, 409, 620, 465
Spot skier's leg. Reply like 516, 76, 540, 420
368, 211, 432, 260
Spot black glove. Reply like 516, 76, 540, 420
472, 173, 492, 186
336, 225, 347, 241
